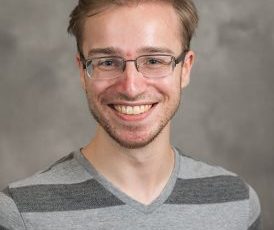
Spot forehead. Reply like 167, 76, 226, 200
82, 2, 183, 56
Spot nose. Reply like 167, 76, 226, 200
116, 61, 147, 98
122, 60, 138, 72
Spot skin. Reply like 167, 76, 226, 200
76, 2, 195, 205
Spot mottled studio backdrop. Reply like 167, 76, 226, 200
0, 0, 273, 229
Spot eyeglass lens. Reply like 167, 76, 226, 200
85, 55, 178, 79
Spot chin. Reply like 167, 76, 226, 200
105, 125, 165, 149
110, 136, 157, 149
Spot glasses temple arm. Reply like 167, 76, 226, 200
175, 49, 189, 65
78, 49, 87, 69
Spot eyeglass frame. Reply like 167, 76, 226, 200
79, 50, 189, 79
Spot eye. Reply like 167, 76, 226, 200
144, 56, 171, 65
98, 59, 115, 67
95, 58, 123, 71
147, 58, 162, 65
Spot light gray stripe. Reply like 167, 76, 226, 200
175, 150, 236, 180
248, 215, 262, 230
40, 153, 75, 173
9, 152, 92, 187
165, 175, 248, 204
10, 179, 125, 213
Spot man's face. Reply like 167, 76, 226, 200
78, 2, 194, 148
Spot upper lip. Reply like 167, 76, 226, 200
107, 101, 158, 106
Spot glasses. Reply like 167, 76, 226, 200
81, 51, 188, 80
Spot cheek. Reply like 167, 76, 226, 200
86, 80, 114, 98
156, 73, 181, 94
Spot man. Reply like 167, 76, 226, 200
0, 0, 261, 229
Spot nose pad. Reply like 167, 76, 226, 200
123, 60, 139, 73
123, 61, 140, 80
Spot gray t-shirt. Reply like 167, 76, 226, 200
0, 148, 261, 229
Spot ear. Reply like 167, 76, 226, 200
180, 50, 195, 89
76, 53, 87, 90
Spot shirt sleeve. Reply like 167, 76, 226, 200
247, 185, 262, 230
0, 188, 26, 230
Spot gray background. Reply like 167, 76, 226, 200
0, 0, 273, 229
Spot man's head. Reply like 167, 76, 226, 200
68, 1, 198, 149
68, 0, 198, 55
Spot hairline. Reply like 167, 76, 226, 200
77, 1, 186, 55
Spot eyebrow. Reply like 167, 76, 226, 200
87, 47, 121, 57
137, 46, 175, 55
87, 46, 175, 58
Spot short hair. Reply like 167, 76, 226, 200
67, 0, 199, 55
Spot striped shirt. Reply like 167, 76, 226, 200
0, 148, 261, 230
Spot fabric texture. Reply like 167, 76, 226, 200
0, 148, 262, 230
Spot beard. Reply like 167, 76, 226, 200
85, 88, 181, 149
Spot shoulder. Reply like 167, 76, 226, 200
175, 148, 262, 228
175, 148, 237, 179
1, 150, 93, 214
6, 151, 93, 204
9, 151, 91, 189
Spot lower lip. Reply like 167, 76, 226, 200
110, 104, 157, 122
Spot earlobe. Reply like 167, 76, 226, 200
76, 53, 87, 90
180, 51, 195, 89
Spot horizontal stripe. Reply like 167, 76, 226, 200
248, 215, 262, 230
0, 225, 9, 230
10, 179, 125, 213
177, 157, 236, 180
41, 153, 75, 173
9, 153, 93, 187
175, 148, 236, 180
165, 175, 248, 204
21, 201, 248, 230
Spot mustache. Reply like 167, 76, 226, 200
85, 88, 161, 103
98, 92, 160, 104
110, 93, 151, 101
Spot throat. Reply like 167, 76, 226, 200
104, 148, 175, 205
82, 136, 175, 205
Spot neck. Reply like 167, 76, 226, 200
81, 124, 175, 205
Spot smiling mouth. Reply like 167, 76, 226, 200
112, 104, 154, 115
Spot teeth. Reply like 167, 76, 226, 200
113, 105, 152, 115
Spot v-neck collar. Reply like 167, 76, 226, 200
74, 147, 180, 214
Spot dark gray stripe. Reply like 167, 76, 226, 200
0, 225, 9, 230
165, 175, 248, 204
10, 179, 125, 213
248, 215, 262, 230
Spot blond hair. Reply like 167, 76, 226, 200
68, 0, 198, 53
